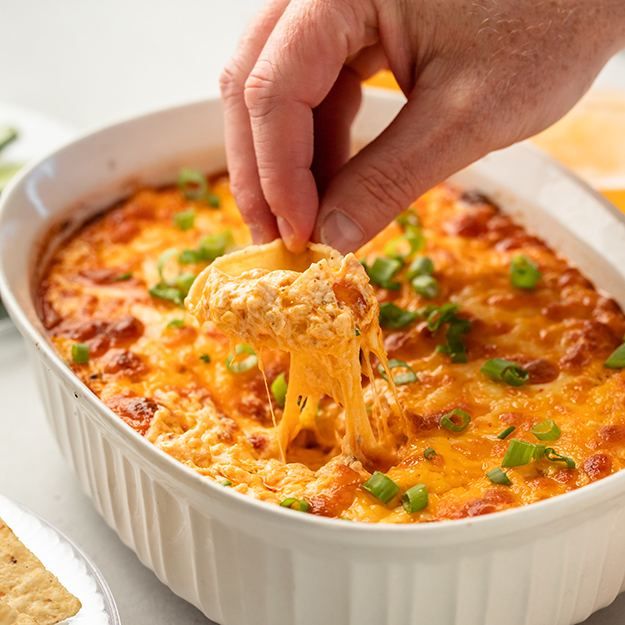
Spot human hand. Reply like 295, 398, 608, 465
221, 0, 625, 253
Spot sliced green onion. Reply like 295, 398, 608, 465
486, 468, 512, 486
502, 439, 544, 467
173, 209, 196, 231
425, 303, 459, 332
199, 353, 211, 363
406, 256, 434, 279
379, 302, 418, 329
440, 408, 471, 432
149, 283, 184, 306
271, 373, 288, 408
226, 343, 258, 373
384, 225, 424, 259
179, 230, 234, 265
365, 257, 403, 289
362, 471, 400, 504
543, 448, 576, 469
377, 359, 418, 385
280, 498, 310, 512
605, 343, 625, 369
178, 168, 208, 200
206, 193, 221, 208
423, 447, 436, 460
411, 275, 439, 299
167, 318, 185, 328
497, 425, 516, 440
396, 210, 420, 229
532, 419, 561, 441
402, 484, 429, 513
71, 343, 90, 364
510, 255, 541, 290
219, 478, 232, 487
433, 313, 471, 364
174, 273, 196, 297
156, 248, 180, 282
113, 272, 133, 282
481, 358, 528, 386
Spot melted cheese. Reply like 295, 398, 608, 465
37, 176, 625, 523
186, 240, 396, 462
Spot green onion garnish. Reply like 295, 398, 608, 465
225, 344, 258, 373
199, 353, 211, 363
384, 225, 424, 259
396, 210, 420, 229
362, 471, 400, 504
379, 302, 418, 329
364, 257, 403, 289
174, 273, 196, 296
497, 425, 516, 440
179, 230, 234, 265
178, 168, 208, 200
377, 359, 418, 385
510, 255, 541, 290
219, 479, 232, 487
406, 256, 434, 279
605, 343, 625, 369
532, 419, 561, 441
113, 272, 133, 282
424, 447, 436, 460
402, 484, 429, 513
173, 209, 196, 231
280, 498, 310, 512
502, 439, 543, 467
411, 275, 439, 299
271, 373, 288, 408
486, 468, 512, 486
425, 303, 459, 332
439, 408, 471, 432
481, 358, 528, 386
543, 448, 576, 469
71, 343, 90, 364
167, 318, 185, 328
149, 283, 185, 306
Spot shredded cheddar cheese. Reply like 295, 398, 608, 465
37, 173, 625, 523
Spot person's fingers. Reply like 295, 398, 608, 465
311, 67, 362, 197
219, 0, 289, 244
244, 0, 379, 252
314, 85, 494, 253
312, 45, 388, 195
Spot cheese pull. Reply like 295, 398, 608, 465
186, 239, 396, 462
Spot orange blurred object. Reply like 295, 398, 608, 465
365, 71, 625, 212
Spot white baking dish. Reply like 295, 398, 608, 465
2, 91, 625, 625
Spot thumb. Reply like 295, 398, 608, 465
315, 89, 492, 253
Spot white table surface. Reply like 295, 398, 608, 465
1, 2, 625, 623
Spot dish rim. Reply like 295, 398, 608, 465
2, 93, 625, 543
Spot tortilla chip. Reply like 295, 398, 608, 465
0, 518, 81, 624
0, 599, 38, 625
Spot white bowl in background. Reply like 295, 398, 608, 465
2, 91, 625, 625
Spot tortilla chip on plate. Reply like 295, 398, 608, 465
0, 518, 81, 624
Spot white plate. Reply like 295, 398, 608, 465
0, 495, 120, 625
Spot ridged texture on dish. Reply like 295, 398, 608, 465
30, 344, 625, 625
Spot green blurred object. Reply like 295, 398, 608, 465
0, 126, 22, 193
0, 298, 7, 320
0, 126, 18, 153
0, 163, 22, 193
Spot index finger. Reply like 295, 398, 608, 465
243, 0, 378, 252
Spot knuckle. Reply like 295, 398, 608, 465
356, 158, 416, 214
244, 59, 280, 118
219, 62, 246, 101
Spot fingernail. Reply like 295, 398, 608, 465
320, 211, 364, 253
277, 216, 296, 249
